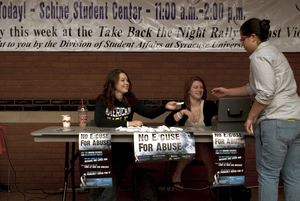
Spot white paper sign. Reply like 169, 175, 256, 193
134, 132, 195, 162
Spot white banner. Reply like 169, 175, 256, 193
0, 0, 299, 52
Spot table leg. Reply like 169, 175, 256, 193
71, 142, 75, 201
165, 162, 169, 201
133, 163, 136, 201
62, 142, 69, 201
170, 162, 172, 201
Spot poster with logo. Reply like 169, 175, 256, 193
134, 132, 195, 162
79, 132, 112, 188
213, 133, 245, 186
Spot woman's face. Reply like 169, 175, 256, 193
189, 81, 204, 100
115, 73, 129, 95
240, 31, 258, 54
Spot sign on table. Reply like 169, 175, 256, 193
213, 133, 245, 186
134, 132, 196, 162
79, 132, 112, 188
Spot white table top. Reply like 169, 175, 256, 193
30, 126, 254, 143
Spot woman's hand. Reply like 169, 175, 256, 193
128, 120, 143, 127
245, 100, 265, 135
244, 118, 254, 135
211, 87, 228, 98
182, 109, 198, 123
165, 101, 182, 110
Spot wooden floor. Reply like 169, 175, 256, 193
0, 187, 285, 201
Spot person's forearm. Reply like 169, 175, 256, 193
173, 110, 184, 122
248, 100, 266, 120
227, 85, 249, 96
134, 100, 166, 119
165, 110, 180, 126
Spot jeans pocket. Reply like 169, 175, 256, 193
276, 120, 298, 142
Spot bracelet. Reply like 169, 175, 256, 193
176, 112, 182, 119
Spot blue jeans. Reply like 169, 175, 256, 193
88, 143, 133, 201
254, 120, 300, 201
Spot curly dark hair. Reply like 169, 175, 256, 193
96, 69, 135, 110
183, 76, 207, 111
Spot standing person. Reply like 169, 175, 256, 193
212, 18, 300, 201
89, 69, 181, 201
165, 76, 218, 191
